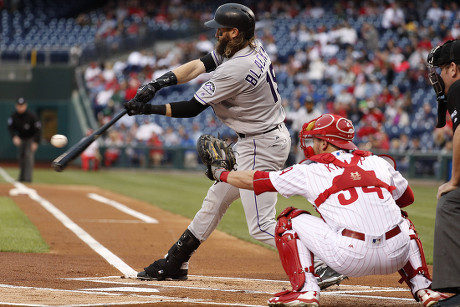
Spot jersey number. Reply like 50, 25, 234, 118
266, 64, 279, 104
338, 186, 384, 206
245, 64, 279, 104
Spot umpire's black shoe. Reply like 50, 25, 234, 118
433, 293, 460, 307
137, 258, 188, 281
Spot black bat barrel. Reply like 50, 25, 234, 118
51, 109, 127, 172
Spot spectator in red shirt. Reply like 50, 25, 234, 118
147, 132, 164, 167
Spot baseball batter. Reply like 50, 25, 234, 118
125, 3, 345, 286
210, 114, 447, 307
124, 3, 344, 287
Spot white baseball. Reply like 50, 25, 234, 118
51, 134, 68, 148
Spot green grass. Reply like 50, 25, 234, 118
0, 196, 49, 252
0, 167, 440, 263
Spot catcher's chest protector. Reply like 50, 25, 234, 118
309, 151, 396, 206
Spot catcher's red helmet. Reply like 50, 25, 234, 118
299, 114, 357, 151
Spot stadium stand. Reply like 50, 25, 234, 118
1, 0, 458, 172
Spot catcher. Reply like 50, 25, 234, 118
203, 113, 448, 307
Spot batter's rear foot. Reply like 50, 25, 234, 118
315, 265, 347, 289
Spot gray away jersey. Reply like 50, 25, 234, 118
194, 40, 286, 135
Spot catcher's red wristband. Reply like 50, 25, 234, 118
220, 171, 230, 182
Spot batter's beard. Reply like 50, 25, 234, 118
216, 32, 251, 58
216, 35, 230, 57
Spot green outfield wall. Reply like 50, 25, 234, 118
0, 66, 85, 163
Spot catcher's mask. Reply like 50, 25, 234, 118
299, 114, 357, 159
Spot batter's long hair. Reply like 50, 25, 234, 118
222, 32, 256, 58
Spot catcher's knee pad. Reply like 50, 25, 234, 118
276, 206, 311, 235
165, 229, 201, 275
398, 214, 431, 299
275, 207, 313, 291
276, 231, 314, 291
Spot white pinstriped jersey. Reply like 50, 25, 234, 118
269, 150, 407, 235
193, 39, 285, 135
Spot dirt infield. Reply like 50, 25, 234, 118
0, 181, 424, 306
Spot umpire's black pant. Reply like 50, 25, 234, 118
18, 137, 35, 182
432, 187, 460, 293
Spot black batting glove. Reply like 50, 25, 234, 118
135, 71, 178, 104
124, 98, 146, 116
124, 71, 178, 116
135, 81, 160, 104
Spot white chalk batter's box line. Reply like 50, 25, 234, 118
63, 275, 416, 303
0, 279, 413, 307
0, 284, 267, 307
0, 169, 417, 305
0, 283, 264, 307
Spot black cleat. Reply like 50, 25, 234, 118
315, 265, 348, 290
137, 258, 188, 281
137, 269, 188, 281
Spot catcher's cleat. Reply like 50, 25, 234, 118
315, 265, 348, 290
268, 290, 319, 307
137, 259, 188, 281
417, 289, 450, 307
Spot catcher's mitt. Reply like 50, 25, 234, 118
196, 134, 236, 181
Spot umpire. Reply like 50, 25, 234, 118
427, 39, 460, 307
7, 97, 41, 182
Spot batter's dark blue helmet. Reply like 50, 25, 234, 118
205, 3, 255, 39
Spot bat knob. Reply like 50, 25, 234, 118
52, 161, 64, 172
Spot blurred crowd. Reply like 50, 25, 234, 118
81, 0, 458, 169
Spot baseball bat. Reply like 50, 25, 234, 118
52, 109, 127, 172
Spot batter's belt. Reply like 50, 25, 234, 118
341, 225, 401, 241
236, 123, 283, 138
